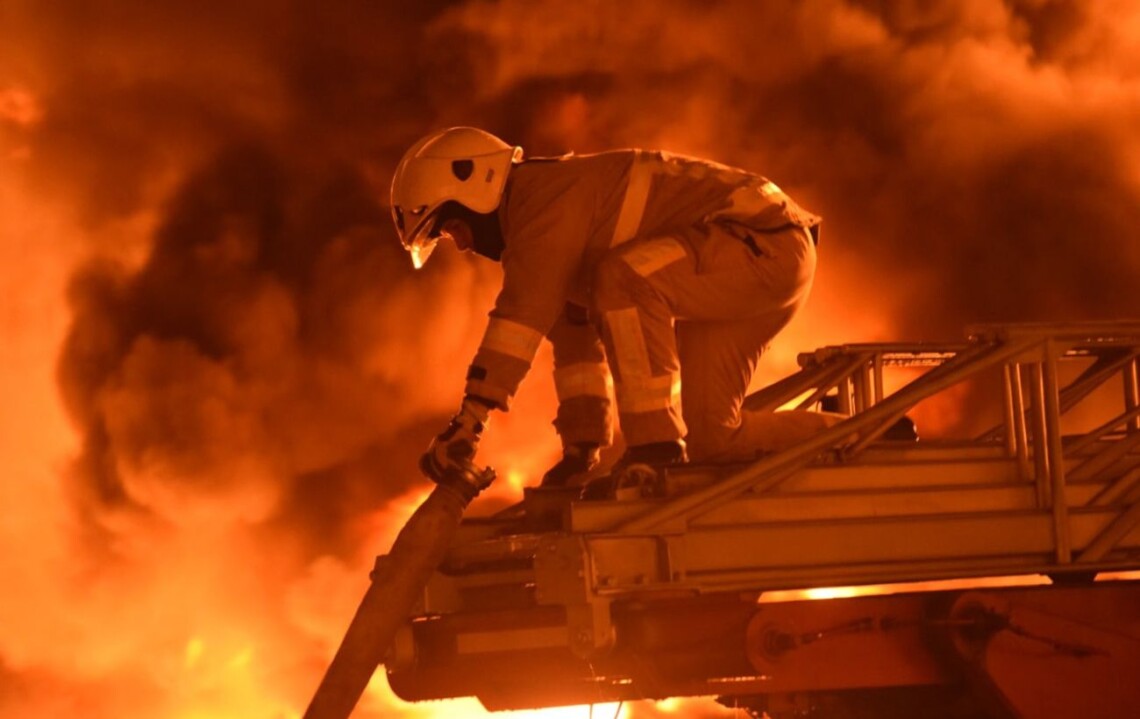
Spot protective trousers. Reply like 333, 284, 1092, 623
593, 222, 832, 462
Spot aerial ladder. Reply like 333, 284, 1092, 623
306, 321, 1140, 718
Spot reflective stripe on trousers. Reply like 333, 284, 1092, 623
553, 362, 612, 401
593, 223, 818, 456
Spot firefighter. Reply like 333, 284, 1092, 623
390, 126, 839, 492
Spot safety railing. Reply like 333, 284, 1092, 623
616, 321, 1140, 568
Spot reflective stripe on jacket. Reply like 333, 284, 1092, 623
464, 149, 821, 410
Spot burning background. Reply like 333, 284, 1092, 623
2, 1, 1140, 716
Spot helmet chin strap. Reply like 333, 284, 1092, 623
434, 200, 506, 262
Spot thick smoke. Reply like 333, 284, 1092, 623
436, 0, 1140, 335
2, 1, 1140, 716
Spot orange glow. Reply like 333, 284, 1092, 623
5, 2, 1140, 717
760, 574, 1054, 604
0, 85, 42, 127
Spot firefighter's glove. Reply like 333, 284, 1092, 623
540, 443, 601, 488
421, 396, 496, 501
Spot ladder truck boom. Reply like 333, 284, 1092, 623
308, 321, 1140, 718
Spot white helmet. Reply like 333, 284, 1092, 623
390, 127, 524, 269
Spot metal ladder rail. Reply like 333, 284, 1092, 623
615, 336, 1033, 534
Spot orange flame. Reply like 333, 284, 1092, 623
5, 2, 1140, 717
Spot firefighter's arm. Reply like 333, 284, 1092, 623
423, 311, 547, 488
426, 176, 588, 484
464, 175, 588, 412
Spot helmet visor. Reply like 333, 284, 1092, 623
396, 205, 443, 269
408, 234, 438, 269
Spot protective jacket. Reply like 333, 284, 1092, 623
463, 150, 821, 456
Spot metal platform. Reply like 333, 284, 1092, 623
386, 321, 1140, 716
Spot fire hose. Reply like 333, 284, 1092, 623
302, 461, 495, 719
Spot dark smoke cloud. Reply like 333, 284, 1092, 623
26, 2, 498, 534
3, 0, 1140, 716
58, 139, 497, 540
